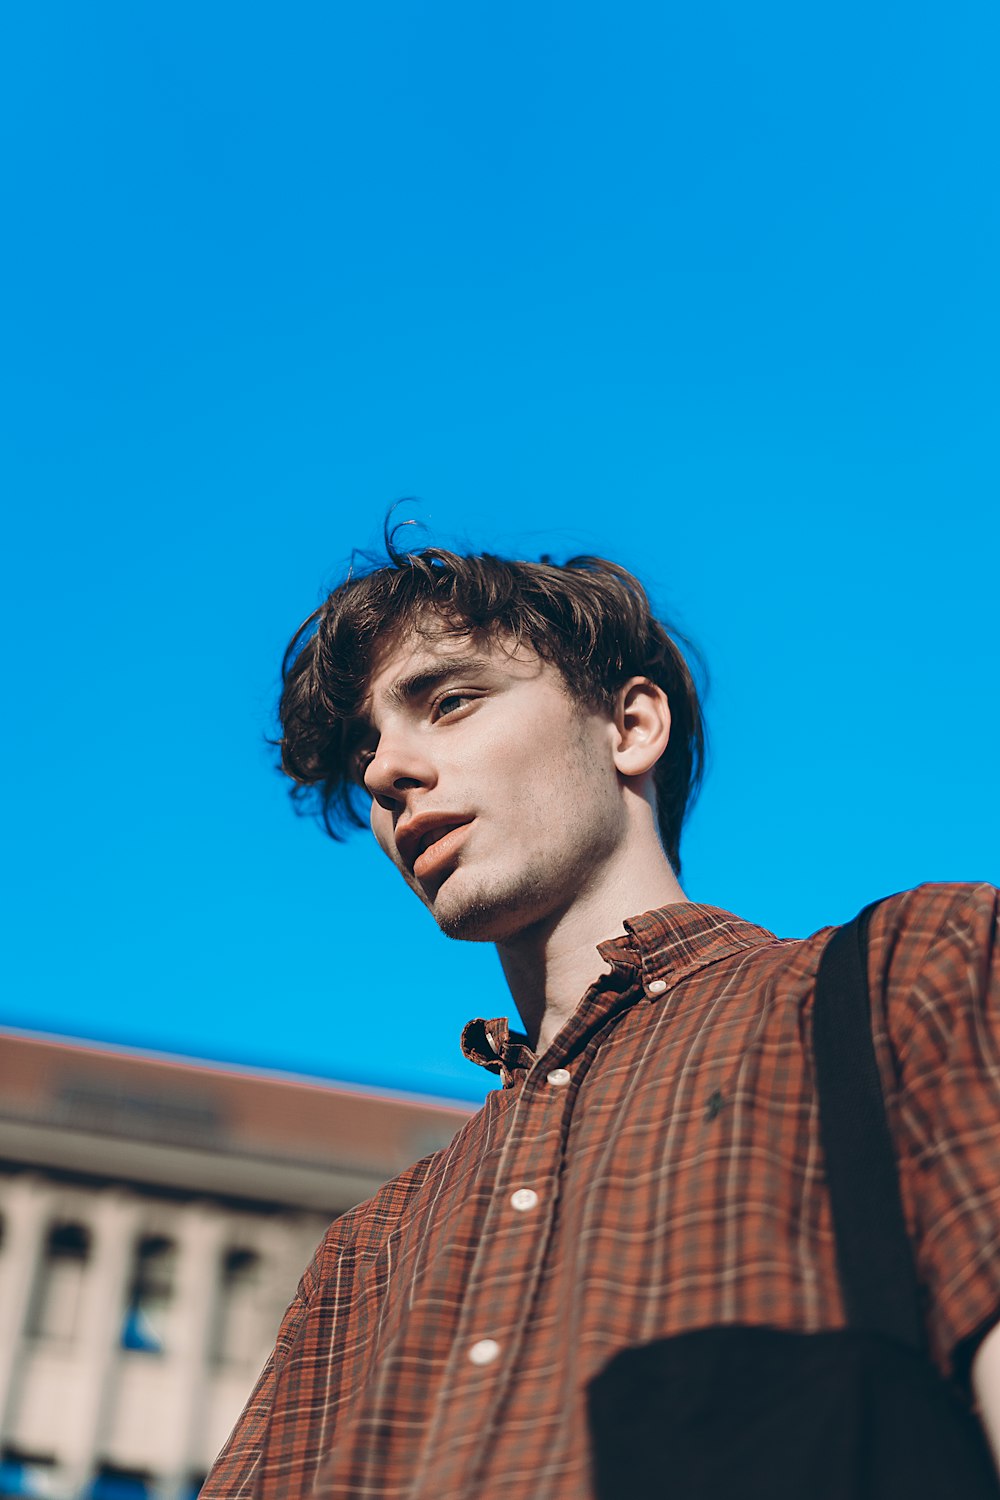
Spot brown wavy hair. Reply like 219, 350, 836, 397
278, 528, 707, 875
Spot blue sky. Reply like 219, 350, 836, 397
3, 1, 998, 1102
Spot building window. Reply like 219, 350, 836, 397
0, 1447, 58, 1499
27, 1222, 90, 1343
88, 1466, 150, 1500
121, 1236, 176, 1353
211, 1247, 261, 1365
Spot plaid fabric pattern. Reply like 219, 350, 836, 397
202, 882, 1000, 1499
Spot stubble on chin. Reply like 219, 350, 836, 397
430, 866, 551, 945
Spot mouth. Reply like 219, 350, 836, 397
399, 817, 474, 881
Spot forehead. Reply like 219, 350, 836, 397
363, 626, 546, 714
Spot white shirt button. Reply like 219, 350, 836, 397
647, 978, 668, 995
468, 1338, 501, 1366
546, 1068, 571, 1086
510, 1188, 539, 1212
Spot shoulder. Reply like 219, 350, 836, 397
857, 881, 1000, 1080
867, 880, 999, 1012
784, 883, 1000, 1078
870, 880, 999, 959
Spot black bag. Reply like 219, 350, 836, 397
587, 903, 1000, 1498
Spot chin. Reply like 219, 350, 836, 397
430, 866, 551, 944
435, 904, 512, 944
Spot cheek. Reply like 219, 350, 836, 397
490, 729, 597, 822
369, 803, 396, 861
490, 714, 559, 772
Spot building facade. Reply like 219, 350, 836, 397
0, 1030, 473, 1500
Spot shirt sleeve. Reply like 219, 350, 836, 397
873, 882, 1000, 1382
200, 1221, 350, 1499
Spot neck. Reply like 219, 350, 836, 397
496, 833, 687, 1056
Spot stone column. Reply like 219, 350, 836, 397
157, 1203, 226, 1500
61, 1189, 142, 1499
0, 1175, 52, 1430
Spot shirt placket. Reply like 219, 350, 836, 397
415, 970, 638, 1500
411, 1062, 575, 1497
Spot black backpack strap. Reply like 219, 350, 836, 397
813, 900, 927, 1353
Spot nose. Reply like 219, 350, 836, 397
363, 732, 436, 811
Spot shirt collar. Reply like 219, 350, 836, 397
462, 901, 778, 1084
616, 900, 777, 996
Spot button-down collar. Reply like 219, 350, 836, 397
461, 901, 777, 1084
460, 1015, 537, 1087
620, 900, 777, 996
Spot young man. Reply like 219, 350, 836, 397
203, 540, 1000, 1498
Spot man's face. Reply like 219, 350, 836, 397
355, 626, 627, 942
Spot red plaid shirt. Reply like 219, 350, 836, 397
202, 883, 1000, 1499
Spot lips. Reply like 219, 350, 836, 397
396, 814, 473, 877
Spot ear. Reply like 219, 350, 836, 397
610, 677, 672, 779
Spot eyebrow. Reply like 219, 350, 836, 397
385, 655, 495, 710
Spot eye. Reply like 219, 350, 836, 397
433, 691, 476, 720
